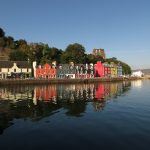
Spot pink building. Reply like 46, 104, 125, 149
94, 61, 104, 77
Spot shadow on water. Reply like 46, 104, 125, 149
0, 81, 131, 134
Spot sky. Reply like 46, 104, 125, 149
0, 0, 150, 69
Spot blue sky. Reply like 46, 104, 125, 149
0, 0, 150, 69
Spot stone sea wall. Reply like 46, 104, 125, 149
0, 77, 141, 86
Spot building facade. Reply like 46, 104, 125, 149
117, 65, 123, 77
35, 63, 56, 79
0, 61, 32, 79
103, 62, 111, 77
110, 62, 118, 77
75, 63, 94, 78
94, 61, 104, 77
57, 64, 76, 79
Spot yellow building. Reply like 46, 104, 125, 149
110, 62, 117, 77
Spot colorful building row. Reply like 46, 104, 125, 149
0, 61, 122, 79
33, 61, 122, 79
95, 61, 123, 77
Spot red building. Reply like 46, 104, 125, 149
94, 61, 104, 77
36, 63, 56, 79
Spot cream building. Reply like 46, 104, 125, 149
0, 61, 32, 79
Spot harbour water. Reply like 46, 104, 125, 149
0, 80, 150, 150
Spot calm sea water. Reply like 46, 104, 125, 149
0, 80, 150, 150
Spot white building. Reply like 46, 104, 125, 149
131, 70, 144, 77
0, 61, 32, 79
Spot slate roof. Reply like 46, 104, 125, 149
0, 61, 31, 68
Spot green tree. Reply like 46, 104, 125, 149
42, 44, 49, 56
9, 50, 28, 61
0, 28, 5, 37
48, 47, 63, 63
28, 43, 43, 64
5, 36, 15, 49
61, 43, 86, 63
0, 37, 6, 47
14, 39, 28, 50
86, 54, 104, 64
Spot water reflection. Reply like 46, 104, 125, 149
0, 82, 131, 134
131, 80, 143, 88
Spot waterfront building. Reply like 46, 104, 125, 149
94, 61, 104, 77
0, 61, 32, 79
110, 62, 117, 77
131, 70, 144, 77
57, 64, 76, 79
117, 64, 123, 76
103, 62, 111, 77
35, 63, 56, 79
75, 63, 94, 78
87, 63, 94, 78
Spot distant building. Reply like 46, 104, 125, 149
131, 71, 144, 77
92, 48, 106, 59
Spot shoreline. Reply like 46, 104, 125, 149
0, 77, 142, 86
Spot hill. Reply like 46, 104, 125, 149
0, 47, 11, 60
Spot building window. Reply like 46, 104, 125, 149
14, 69, 16, 72
27, 68, 28, 72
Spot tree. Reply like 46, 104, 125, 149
9, 50, 28, 61
0, 28, 5, 37
14, 39, 28, 50
86, 54, 104, 64
61, 43, 86, 63
0, 37, 6, 47
42, 44, 49, 56
5, 36, 15, 49
121, 62, 131, 75
48, 47, 63, 63
28, 43, 43, 64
